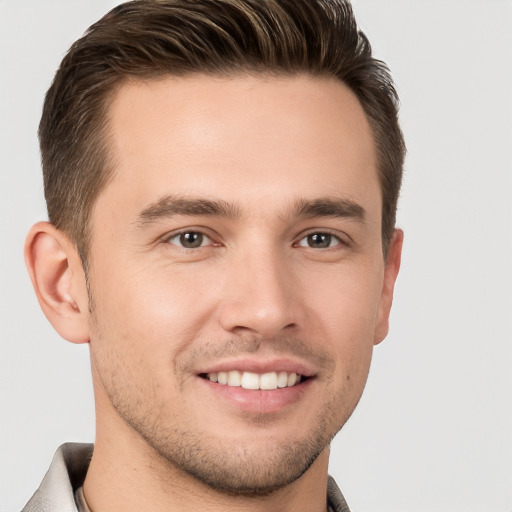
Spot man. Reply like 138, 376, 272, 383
22, 0, 404, 510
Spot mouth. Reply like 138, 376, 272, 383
196, 364, 315, 414
200, 371, 306, 390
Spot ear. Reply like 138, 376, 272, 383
24, 221, 90, 344
374, 229, 403, 344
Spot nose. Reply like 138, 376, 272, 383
218, 246, 299, 339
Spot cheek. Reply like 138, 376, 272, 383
307, 262, 383, 383
87, 269, 190, 409
87, 259, 219, 362
308, 260, 384, 335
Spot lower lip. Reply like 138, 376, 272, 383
199, 377, 313, 414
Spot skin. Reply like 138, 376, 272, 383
25, 74, 402, 512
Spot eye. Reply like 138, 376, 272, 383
296, 232, 342, 249
166, 231, 212, 249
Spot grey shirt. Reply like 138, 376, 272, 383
22, 443, 350, 512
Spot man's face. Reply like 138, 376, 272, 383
85, 74, 398, 494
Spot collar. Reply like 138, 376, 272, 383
22, 443, 93, 512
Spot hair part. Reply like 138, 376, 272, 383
39, 0, 405, 261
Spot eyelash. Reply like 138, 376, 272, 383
164, 230, 218, 249
294, 229, 350, 250
163, 229, 349, 250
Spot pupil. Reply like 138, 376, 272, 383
180, 232, 203, 248
309, 233, 330, 248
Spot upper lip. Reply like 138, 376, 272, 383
197, 357, 317, 378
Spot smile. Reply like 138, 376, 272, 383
204, 371, 303, 390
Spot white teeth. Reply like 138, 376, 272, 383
287, 373, 297, 387
206, 371, 302, 390
227, 370, 242, 387
260, 372, 278, 390
241, 371, 260, 390
277, 371, 288, 388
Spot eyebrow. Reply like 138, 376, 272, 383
137, 195, 242, 226
294, 197, 366, 222
136, 194, 366, 227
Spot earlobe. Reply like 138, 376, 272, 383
24, 221, 90, 344
374, 229, 403, 344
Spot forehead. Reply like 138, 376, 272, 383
96, 73, 379, 224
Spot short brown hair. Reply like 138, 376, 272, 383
39, 0, 405, 261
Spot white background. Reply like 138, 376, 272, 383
1, 1, 511, 511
